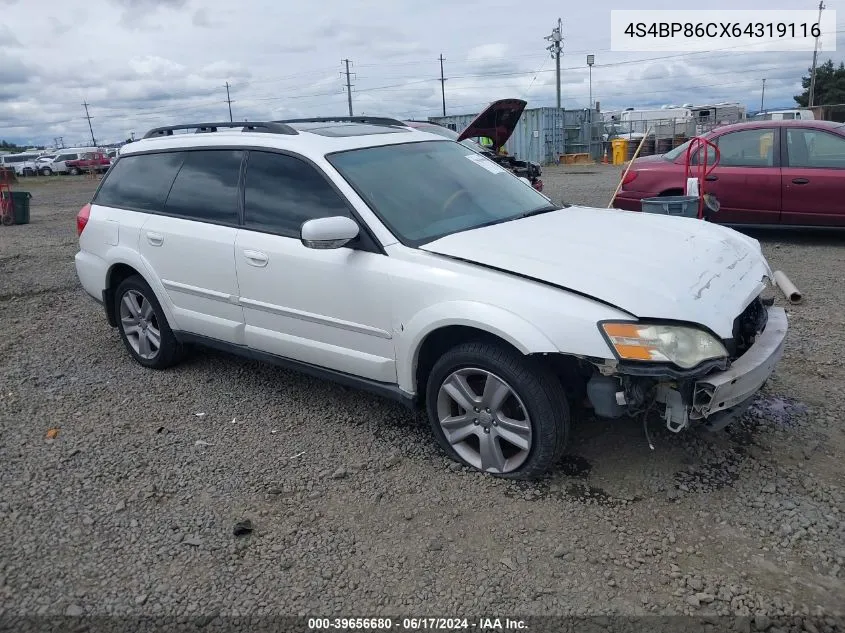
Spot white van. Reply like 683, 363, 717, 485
751, 109, 815, 121
43, 147, 99, 175
0, 152, 41, 176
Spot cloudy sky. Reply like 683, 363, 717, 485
1, 0, 843, 146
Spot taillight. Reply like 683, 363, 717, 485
76, 203, 91, 236
621, 171, 638, 187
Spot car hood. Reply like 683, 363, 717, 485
420, 206, 772, 338
457, 98, 527, 150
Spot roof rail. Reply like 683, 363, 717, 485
142, 121, 298, 139
276, 116, 409, 128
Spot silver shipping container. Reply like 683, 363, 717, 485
429, 107, 602, 166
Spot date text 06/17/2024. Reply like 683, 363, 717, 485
307, 617, 527, 630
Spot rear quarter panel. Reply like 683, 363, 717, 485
79, 204, 181, 329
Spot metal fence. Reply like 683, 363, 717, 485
429, 108, 714, 165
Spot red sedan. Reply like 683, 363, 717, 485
613, 120, 845, 227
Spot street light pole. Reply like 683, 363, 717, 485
587, 54, 595, 109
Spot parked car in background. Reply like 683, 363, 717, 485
404, 99, 544, 192
65, 152, 111, 175
0, 152, 41, 177
750, 109, 815, 121
36, 155, 57, 175
45, 148, 100, 175
613, 120, 845, 227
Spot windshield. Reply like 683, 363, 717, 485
328, 140, 555, 246
663, 141, 691, 160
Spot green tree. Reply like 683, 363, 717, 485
794, 59, 845, 106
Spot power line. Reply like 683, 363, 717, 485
343, 59, 354, 116
82, 101, 96, 146
438, 54, 447, 117
808, 0, 826, 106
544, 18, 563, 108
225, 82, 234, 121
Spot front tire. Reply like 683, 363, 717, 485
114, 275, 183, 369
425, 341, 569, 479
40, 167, 53, 176
69, 167, 80, 176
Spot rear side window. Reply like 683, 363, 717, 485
163, 150, 242, 223
55, 153, 78, 162
95, 152, 184, 211
243, 151, 350, 237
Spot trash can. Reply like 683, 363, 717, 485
1, 191, 32, 225
640, 195, 699, 218
611, 139, 628, 165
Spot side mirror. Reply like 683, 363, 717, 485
300, 216, 360, 250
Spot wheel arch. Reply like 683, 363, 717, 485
103, 259, 177, 330
398, 301, 558, 396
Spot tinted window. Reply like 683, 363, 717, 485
162, 150, 242, 223
787, 129, 845, 169
95, 152, 184, 211
716, 129, 775, 167
243, 151, 350, 236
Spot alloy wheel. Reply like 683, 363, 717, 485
119, 289, 161, 360
436, 367, 533, 474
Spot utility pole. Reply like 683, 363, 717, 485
82, 101, 96, 146
545, 18, 563, 109
438, 54, 447, 116
343, 59, 354, 116
225, 82, 234, 121
808, 0, 825, 107
760, 78, 766, 113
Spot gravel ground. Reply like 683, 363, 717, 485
1, 171, 844, 629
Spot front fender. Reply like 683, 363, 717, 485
396, 300, 558, 395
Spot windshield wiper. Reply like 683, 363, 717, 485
514, 204, 561, 219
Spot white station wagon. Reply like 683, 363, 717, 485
74, 118, 788, 479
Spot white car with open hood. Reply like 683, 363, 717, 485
74, 117, 787, 479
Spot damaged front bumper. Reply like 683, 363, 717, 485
589, 306, 788, 432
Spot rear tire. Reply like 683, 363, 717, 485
69, 167, 80, 176
114, 275, 183, 369
425, 341, 569, 480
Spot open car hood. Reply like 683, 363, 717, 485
457, 98, 527, 150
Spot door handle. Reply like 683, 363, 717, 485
243, 249, 268, 267
791, 178, 810, 185
705, 175, 718, 181
146, 231, 164, 246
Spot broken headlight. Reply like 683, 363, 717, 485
600, 322, 728, 369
